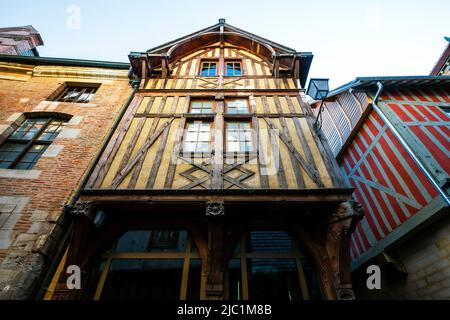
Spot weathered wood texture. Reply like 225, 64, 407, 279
85, 44, 342, 191
146, 44, 299, 90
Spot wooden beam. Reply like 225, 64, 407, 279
110, 118, 174, 188
263, 117, 325, 188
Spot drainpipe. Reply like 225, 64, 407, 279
371, 81, 450, 206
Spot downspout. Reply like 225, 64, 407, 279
371, 81, 450, 206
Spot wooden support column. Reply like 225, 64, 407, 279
293, 201, 364, 300
52, 201, 94, 300
161, 56, 169, 79
212, 96, 224, 189
139, 58, 148, 90
51, 201, 124, 300
205, 201, 225, 300
273, 56, 280, 77
331, 201, 364, 299
293, 57, 300, 80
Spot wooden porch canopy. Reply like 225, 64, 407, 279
128, 19, 313, 87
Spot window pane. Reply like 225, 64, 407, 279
190, 101, 212, 114
198, 132, 210, 142
226, 62, 241, 76
186, 259, 202, 300
185, 132, 197, 141
15, 144, 48, 169
184, 122, 210, 153
101, 259, 184, 300
187, 123, 200, 131
226, 121, 252, 152
115, 230, 188, 253
227, 259, 242, 300
38, 120, 64, 141
197, 142, 209, 152
54, 85, 98, 103
226, 63, 234, 75
227, 100, 248, 113
184, 142, 195, 152
228, 142, 240, 152
10, 118, 46, 140
227, 131, 239, 141
247, 259, 302, 300
247, 231, 295, 253
200, 62, 216, 76
15, 161, 34, 170
0, 142, 27, 168
209, 63, 216, 76
201, 69, 209, 77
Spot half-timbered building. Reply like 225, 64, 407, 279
312, 76, 450, 299
44, 19, 363, 300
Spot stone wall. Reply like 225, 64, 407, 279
353, 213, 450, 299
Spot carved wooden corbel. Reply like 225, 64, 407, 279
206, 201, 225, 217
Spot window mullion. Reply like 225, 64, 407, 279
58, 87, 69, 102
9, 118, 52, 169
62, 87, 73, 103
74, 87, 86, 103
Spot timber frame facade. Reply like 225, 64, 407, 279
45, 20, 363, 300
311, 76, 450, 299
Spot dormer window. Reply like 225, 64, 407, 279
200, 61, 217, 77
226, 61, 242, 76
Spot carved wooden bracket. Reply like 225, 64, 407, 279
70, 200, 93, 218
206, 201, 225, 217
292, 200, 363, 300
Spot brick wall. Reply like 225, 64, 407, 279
0, 62, 131, 299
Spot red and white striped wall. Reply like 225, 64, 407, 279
338, 87, 449, 264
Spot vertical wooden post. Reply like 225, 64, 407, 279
161, 56, 168, 79
212, 97, 224, 189
205, 201, 225, 300
293, 201, 363, 300
52, 201, 94, 300
139, 58, 147, 90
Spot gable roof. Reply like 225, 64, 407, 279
146, 20, 298, 55
129, 19, 313, 87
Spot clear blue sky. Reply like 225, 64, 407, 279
2, 0, 449, 88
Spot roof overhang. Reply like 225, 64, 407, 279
0, 54, 130, 69
328, 75, 450, 98
128, 20, 313, 87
